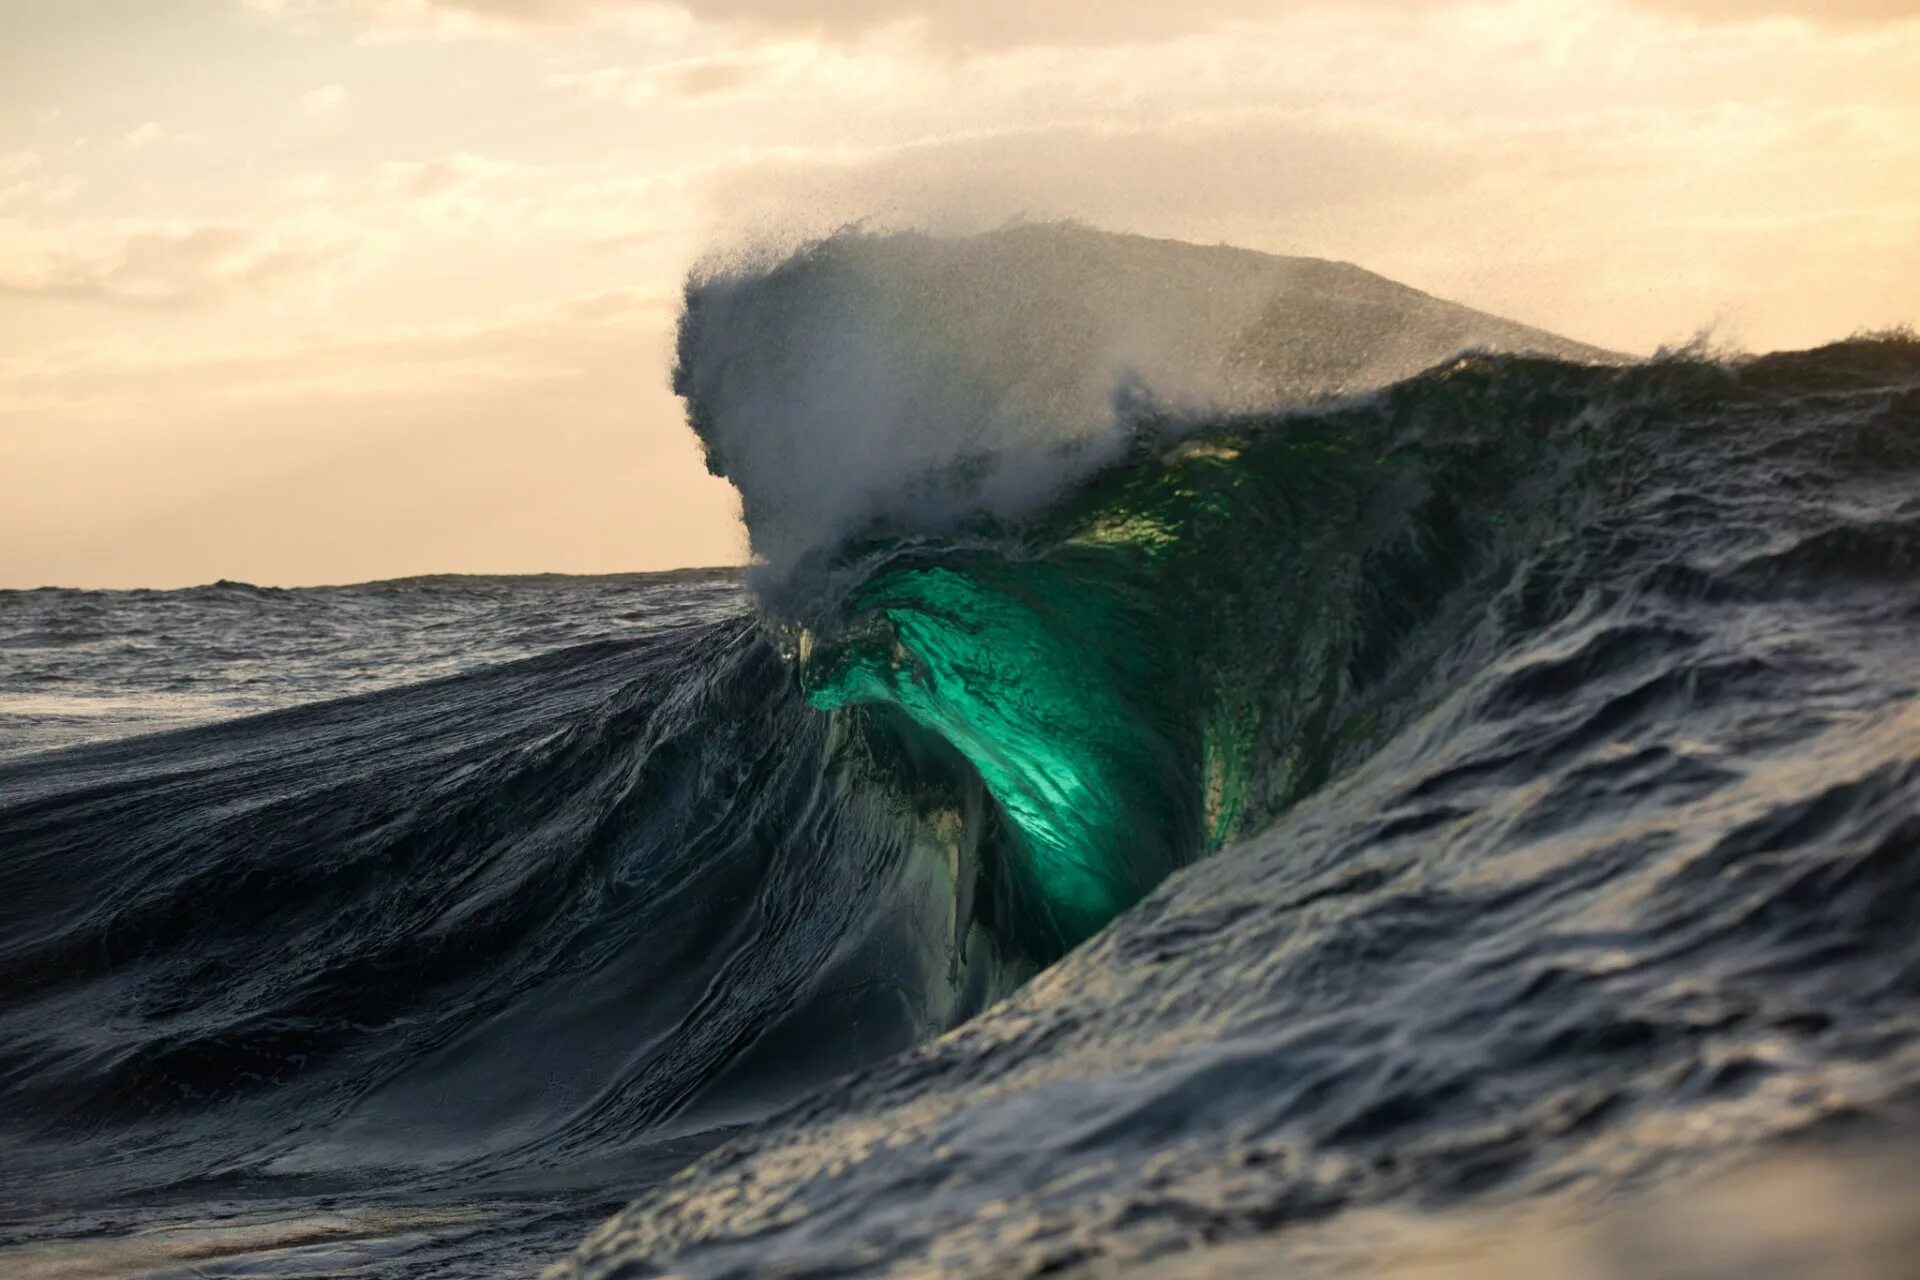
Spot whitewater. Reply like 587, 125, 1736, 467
1, 225, 1917, 1278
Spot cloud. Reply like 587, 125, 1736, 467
671, 0, 1920, 41
549, 57, 760, 106
680, 0, 1303, 46
248, 0, 1293, 43
0, 222, 356, 309
300, 84, 350, 115
243, 0, 687, 37
121, 122, 201, 151
246, 0, 1920, 46
366, 0, 629, 20
680, 89, 1920, 354
212, 0, 1920, 356
0, 152, 82, 213
1649, 0, 1920, 18
545, 44, 894, 109
0, 152, 41, 181
374, 151, 542, 200
0, 144, 660, 313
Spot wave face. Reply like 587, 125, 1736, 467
786, 363, 1603, 952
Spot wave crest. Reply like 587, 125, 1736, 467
673, 223, 1617, 576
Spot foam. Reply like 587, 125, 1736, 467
672, 223, 1614, 574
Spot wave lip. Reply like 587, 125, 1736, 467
674, 222, 1617, 576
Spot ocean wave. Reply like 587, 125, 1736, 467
3, 228, 1917, 1278
557, 332, 1920, 1278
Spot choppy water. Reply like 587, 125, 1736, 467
0, 571, 758, 1277
0, 572, 744, 762
3, 227, 1917, 1279
559, 336, 1920, 1279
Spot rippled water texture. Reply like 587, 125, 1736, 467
3, 317, 1917, 1274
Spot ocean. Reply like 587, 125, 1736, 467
2, 227, 1917, 1278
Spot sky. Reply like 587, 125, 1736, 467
2, 0, 1917, 588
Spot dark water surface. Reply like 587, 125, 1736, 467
0, 572, 746, 762
4, 338, 1919, 1279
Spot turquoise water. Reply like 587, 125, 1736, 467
795, 356, 1604, 952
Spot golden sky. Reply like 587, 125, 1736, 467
3, 0, 1917, 587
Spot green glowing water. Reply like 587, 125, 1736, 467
796, 358, 1598, 954
800, 557, 1192, 946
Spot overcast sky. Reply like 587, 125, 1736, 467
3, 0, 1916, 587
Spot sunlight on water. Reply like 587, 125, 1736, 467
799, 562, 1165, 945
0, 1205, 488, 1280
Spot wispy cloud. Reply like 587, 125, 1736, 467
121, 122, 202, 151
242, 0, 690, 38
299, 83, 351, 115
0, 222, 357, 309
0, 152, 82, 212
544, 43, 899, 109
245, 0, 1920, 47
0, 151, 41, 182
374, 151, 541, 199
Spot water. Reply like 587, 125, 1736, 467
0, 571, 761, 1277
0, 572, 745, 762
3, 227, 1918, 1278
564, 337, 1920, 1278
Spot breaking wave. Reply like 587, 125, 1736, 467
4, 225, 1917, 1279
